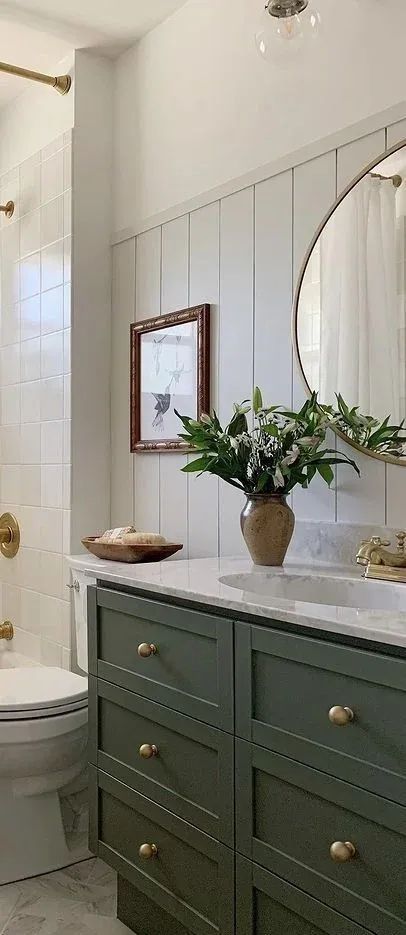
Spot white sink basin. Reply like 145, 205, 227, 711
219, 570, 406, 612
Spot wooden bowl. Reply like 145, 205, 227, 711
81, 538, 183, 564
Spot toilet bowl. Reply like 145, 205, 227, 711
0, 666, 88, 884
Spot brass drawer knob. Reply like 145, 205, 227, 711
138, 642, 157, 658
330, 841, 356, 862
139, 744, 159, 759
139, 843, 158, 860
328, 706, 354, 726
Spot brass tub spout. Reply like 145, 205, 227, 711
0, 622, 13, 640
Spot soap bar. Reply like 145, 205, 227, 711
122, 532, 167, 545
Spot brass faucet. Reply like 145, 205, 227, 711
356, 532, 406, 582
0, 621, 13, 640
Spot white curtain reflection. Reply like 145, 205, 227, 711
319, 175, 400, 422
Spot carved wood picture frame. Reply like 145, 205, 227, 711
130, 304, 210, 452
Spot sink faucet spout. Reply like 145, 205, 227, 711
356, 532, 406, 582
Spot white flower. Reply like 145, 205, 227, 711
297, 436, 319, 447
200, 413, 212, 425
281, 421, 297, 435
237, 433, 252, 448
281, 445, 300, 468
273, 466, 285, 489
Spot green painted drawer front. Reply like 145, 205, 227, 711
89, 677, 234, 845
90, 767, 234, 935
235, 622, 406, 805
236, 856, 372, 935
88, 588, 233, 730
117, 874, 194, 935
236, 740, 406, 935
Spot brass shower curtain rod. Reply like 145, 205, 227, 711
370, 172, 403, 188
0, 60, 71, 94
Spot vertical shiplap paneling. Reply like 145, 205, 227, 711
386, 123, 406, 522
336, 439, 386, 525
134, 227, 162, 533
111, 239, 135, 525
336, 130, 386, 193
124, 116, 406, 551
255, 171, 293, 407
293, 151, 337, 522
386, 463, 405, 528
160, 216, 189, 551
218, 188, 254, 557
188, 203, 220, 558
336, 130, 387, 525
387, 119, 406, 148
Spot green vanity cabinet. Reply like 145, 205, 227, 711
117, 874, 196, 935
236, 856, 373, 935
88, 587, 233, 730
89, 768, 234, 935
236, 740, 406, 935
88, 584, 406, 935
235, 621, 406, 805
88, 676, 234, 844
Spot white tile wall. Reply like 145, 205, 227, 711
0, 133, 72, 665
111, 117, 406, 554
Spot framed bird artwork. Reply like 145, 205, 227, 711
130, 304, 210, 452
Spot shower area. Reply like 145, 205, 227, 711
0, 49, 113, 887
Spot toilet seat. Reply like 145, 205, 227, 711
0, 667, 88, 720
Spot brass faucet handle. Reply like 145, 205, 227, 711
371, 536, 390, 547
396, 531, 406, 554
0, 513, 20, 559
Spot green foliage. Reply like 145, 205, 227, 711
176, 389, 360, 496
322, 394, 406, 457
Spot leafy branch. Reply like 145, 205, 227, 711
176, 389, 360, 496
322, 394, 406, 457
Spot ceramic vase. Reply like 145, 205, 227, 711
240, 493, 295, 566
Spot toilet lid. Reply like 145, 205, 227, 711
0, 667, 88, 719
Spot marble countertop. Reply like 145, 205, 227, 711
68, 553, 406, 649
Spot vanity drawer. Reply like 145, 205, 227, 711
89, 677, 234, 845
89, 767, 234, 935
236, 855, 372, 935
235, 622, 406, 804
236, 740, 406, 935
88, 587, 233, 731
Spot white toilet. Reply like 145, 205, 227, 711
0, 581, 90, 885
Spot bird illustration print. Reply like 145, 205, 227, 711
152, 385, 172, 430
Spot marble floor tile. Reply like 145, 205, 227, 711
0, 859, 132, 935
0, 885, 20, 933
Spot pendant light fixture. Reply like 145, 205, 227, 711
255, 0, 321, 63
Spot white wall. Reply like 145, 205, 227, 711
71, 51, 113, 554
111, 111, 406, 555
0, 51, 113, 668
0, 54, 74, 176
114, 0, 406, 230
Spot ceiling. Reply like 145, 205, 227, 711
0, 0, 189, 106
1, 0, 189, 46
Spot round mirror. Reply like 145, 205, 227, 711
294, 141, 406, 464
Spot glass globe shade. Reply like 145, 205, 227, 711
255, 5, 321, 63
